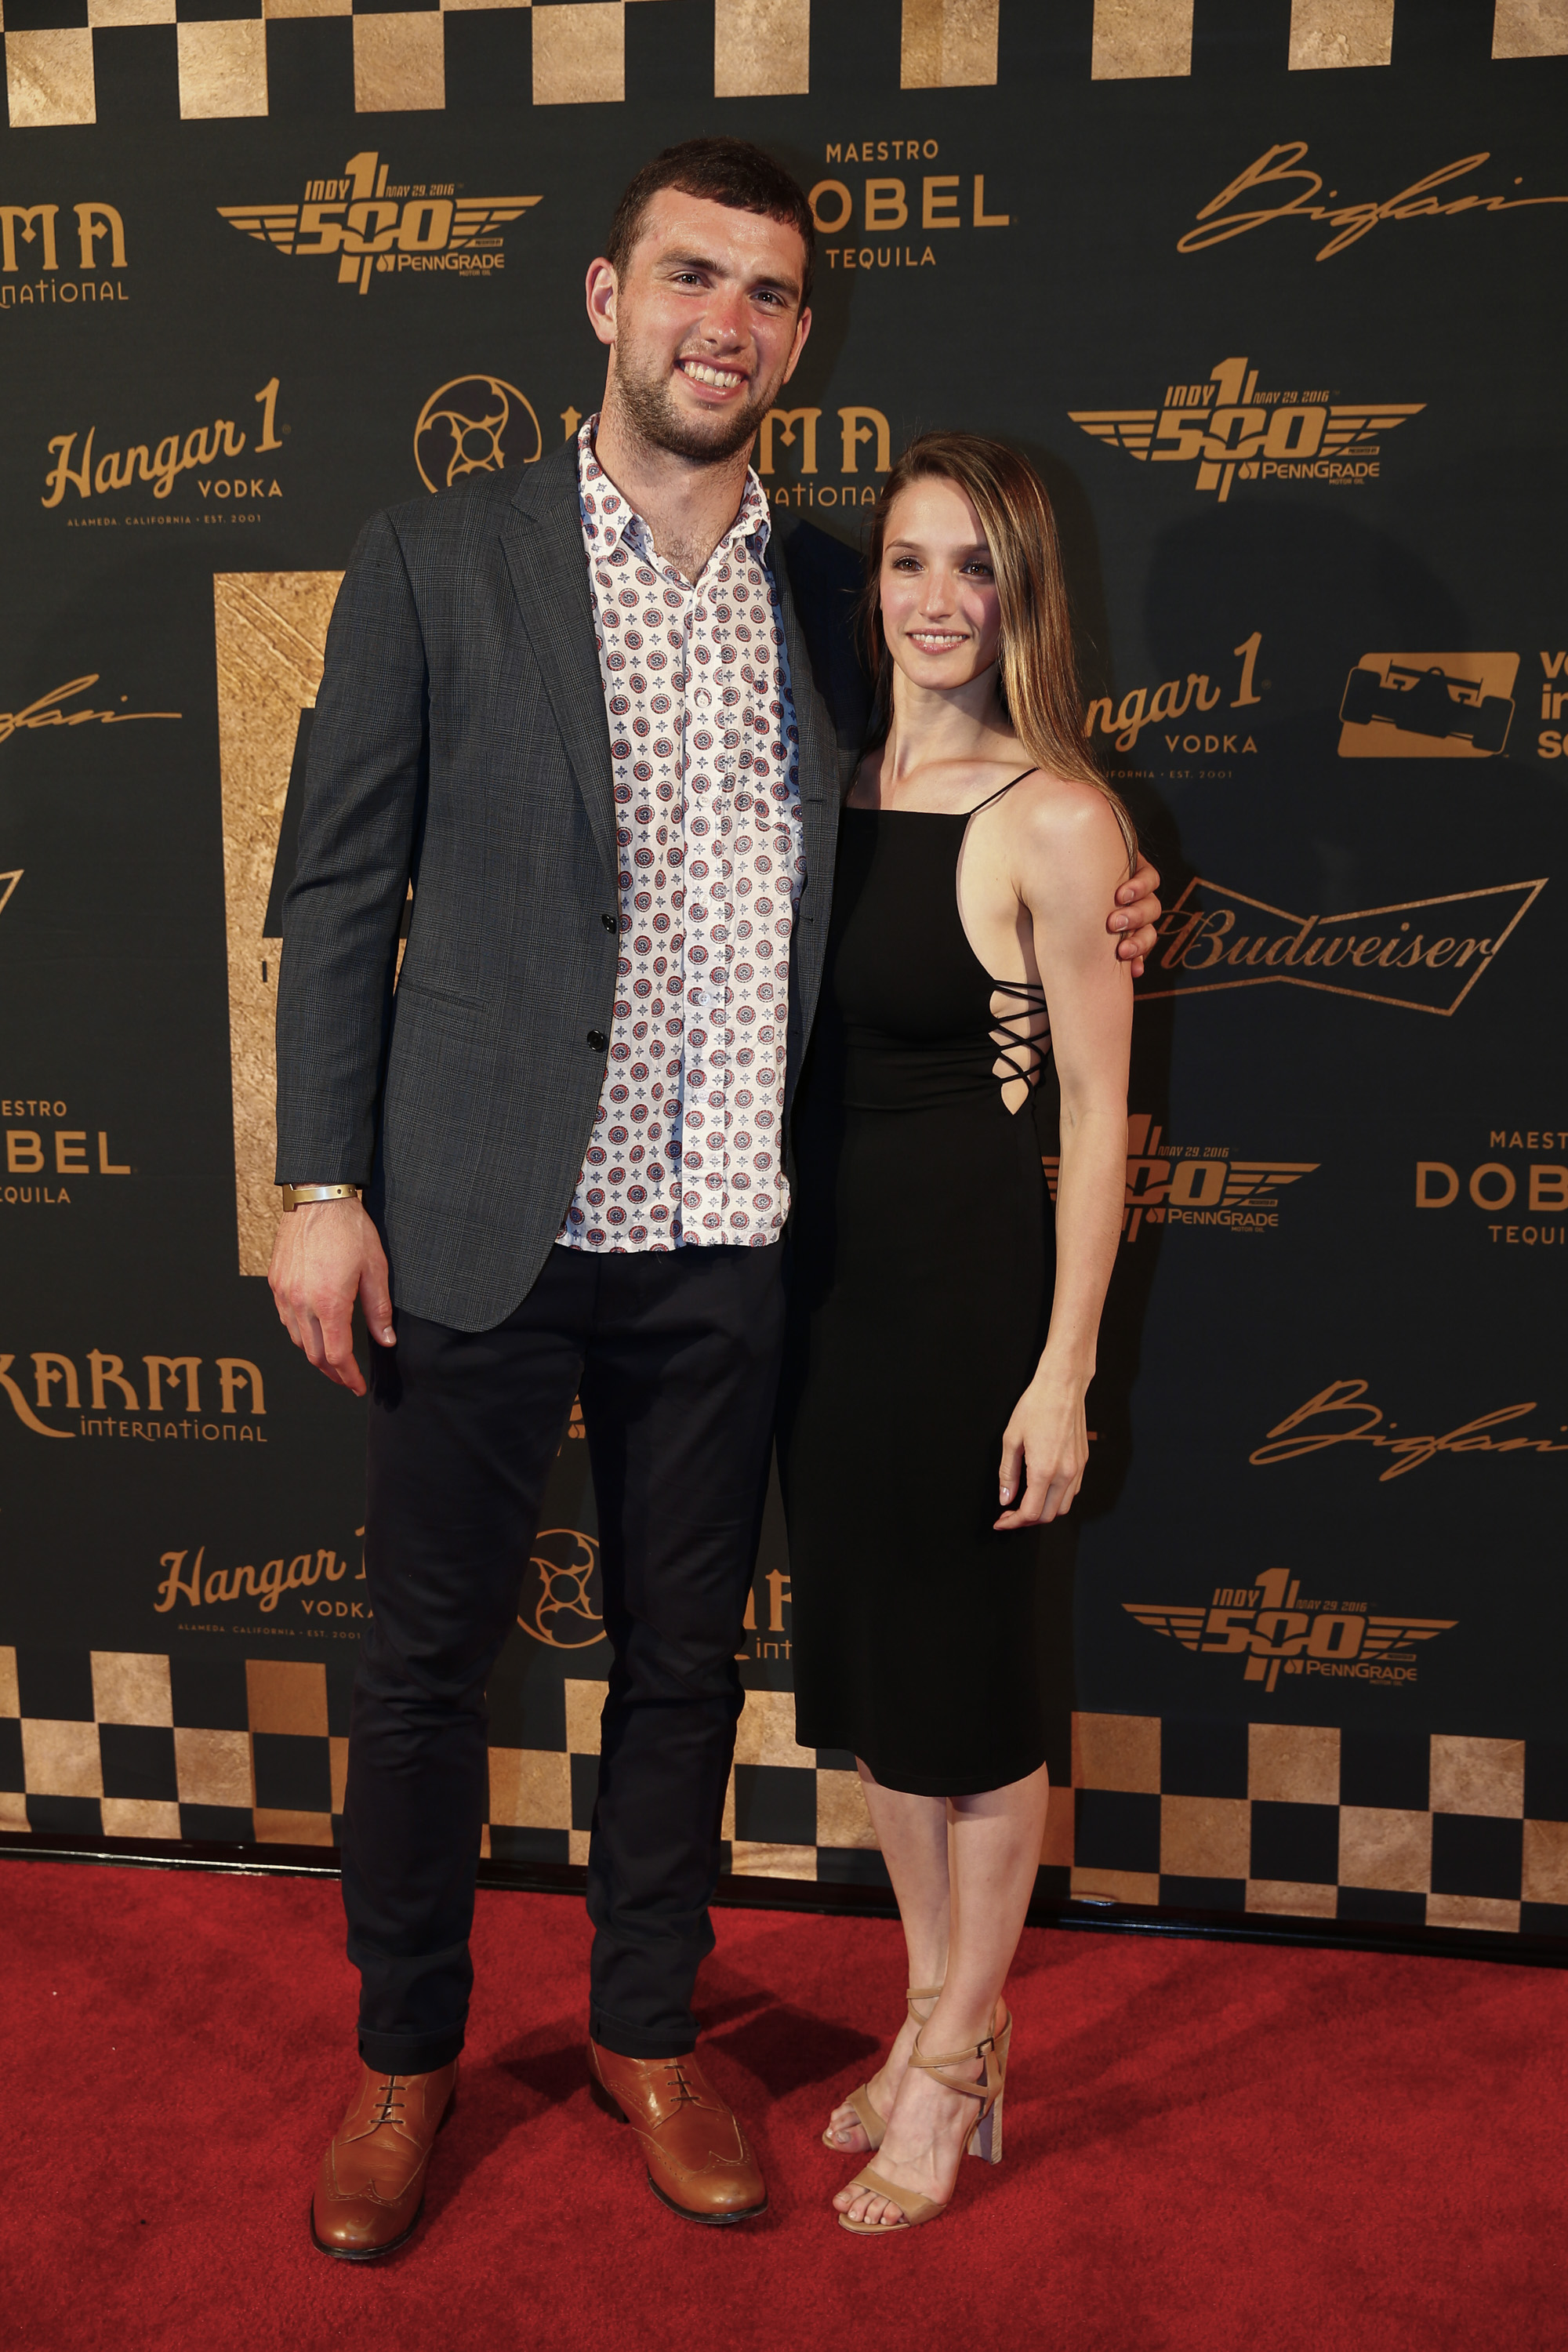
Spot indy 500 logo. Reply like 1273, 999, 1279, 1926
1069, 354, 1423, 504
1044, 1112, 1318, 1246
219, 151, 540, 296
1126, 1566, 1455, 1696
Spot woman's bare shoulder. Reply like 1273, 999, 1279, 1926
1003, 768, 1129, 862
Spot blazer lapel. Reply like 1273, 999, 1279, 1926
499, 443, 618, 882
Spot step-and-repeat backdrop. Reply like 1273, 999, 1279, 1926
3, 0, 1566, 1944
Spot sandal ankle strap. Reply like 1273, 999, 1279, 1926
908, 2029, 998, 2100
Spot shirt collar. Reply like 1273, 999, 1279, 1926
577, 412, 772, 573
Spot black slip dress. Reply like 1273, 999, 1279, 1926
777, 774, 1058, 1798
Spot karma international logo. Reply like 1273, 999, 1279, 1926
218, 150, 540, 296
1125, 1567, 1456, 1696
1142, 876, 1544, 1013
1, 199, 128, 310
1045, 1112, 1317, 1245
0, 1345, 264, 1438
1069, 354, 1423, 503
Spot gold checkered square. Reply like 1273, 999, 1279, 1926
1339, 1807, 1431, 1895
91, 1653, 172, 1728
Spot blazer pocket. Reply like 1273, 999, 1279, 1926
394, 975, 485, 1012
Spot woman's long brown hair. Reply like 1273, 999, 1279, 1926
858, 430, 1135, 862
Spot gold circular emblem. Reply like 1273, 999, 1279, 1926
518, 1527, 604, 1649
414, 376, 542, 493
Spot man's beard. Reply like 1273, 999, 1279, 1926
612, 347, 778, 466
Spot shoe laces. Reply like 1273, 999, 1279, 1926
372, 2074, 408, 2127
659, 2061, 701, 2108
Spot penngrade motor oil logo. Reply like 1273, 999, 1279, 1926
1044, 1113, 1317, 1244
414, 376, 542, 493
1338, 653, 1519, 760
218, 150, 540, 296
1142, 876, 1544, 1013
1125, 1568, 1456, 1695
1069, 354, 1423, 503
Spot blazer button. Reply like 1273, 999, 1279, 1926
601, 913, 617, 931
586, 1029, 608, 1051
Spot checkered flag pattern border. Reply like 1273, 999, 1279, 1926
6, 1645, 1568, 1938
2, 1, 1564, 132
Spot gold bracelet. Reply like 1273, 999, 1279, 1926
279, 1182, 360, 1210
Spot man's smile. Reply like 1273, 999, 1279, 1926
677, 356, 749, 396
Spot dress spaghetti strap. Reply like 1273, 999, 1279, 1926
963, 768, 1040, 815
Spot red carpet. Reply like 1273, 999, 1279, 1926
2, 1860, 1563, 2351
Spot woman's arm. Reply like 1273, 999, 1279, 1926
995, 786, 1133, 1530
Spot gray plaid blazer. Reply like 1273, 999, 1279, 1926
274, 437, 862, 1331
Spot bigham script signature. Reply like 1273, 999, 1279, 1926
0, 676, 181, 745
1250, 1379, 1568, 1480
1181, 143, 1568, 262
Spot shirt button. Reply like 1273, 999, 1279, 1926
587, 1030, 608, 1050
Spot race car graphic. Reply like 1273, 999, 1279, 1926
1337, 652, 1519, 760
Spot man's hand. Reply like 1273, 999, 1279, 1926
268, 1196, 394, 1398
1108, 853, 1162, 978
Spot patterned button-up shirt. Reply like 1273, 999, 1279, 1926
558, 417, 804, 1254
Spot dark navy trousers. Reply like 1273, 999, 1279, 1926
343, 1240, 785, 2071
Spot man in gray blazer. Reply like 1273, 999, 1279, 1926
270, 137, 1161, 2258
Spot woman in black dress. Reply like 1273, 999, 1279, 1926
777, 434, 1134, 2234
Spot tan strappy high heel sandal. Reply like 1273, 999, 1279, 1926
821, 1986, 943, 2153
836, 2009, 1011, 2234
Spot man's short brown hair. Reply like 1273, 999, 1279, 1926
605, 137, 815, 307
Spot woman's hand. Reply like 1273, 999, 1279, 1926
995, 1373, 1090, 1530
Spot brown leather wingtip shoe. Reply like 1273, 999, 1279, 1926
589, 2040, 767, 2225
310, 2060, 458, 2262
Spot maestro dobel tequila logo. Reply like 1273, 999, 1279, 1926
1070, 354, 1422, 503
414, 377, 542, 493
219, 150, 540, 296
1126, 1568, 1456, 1695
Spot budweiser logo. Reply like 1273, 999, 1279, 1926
1138, 876, 1544, 1014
